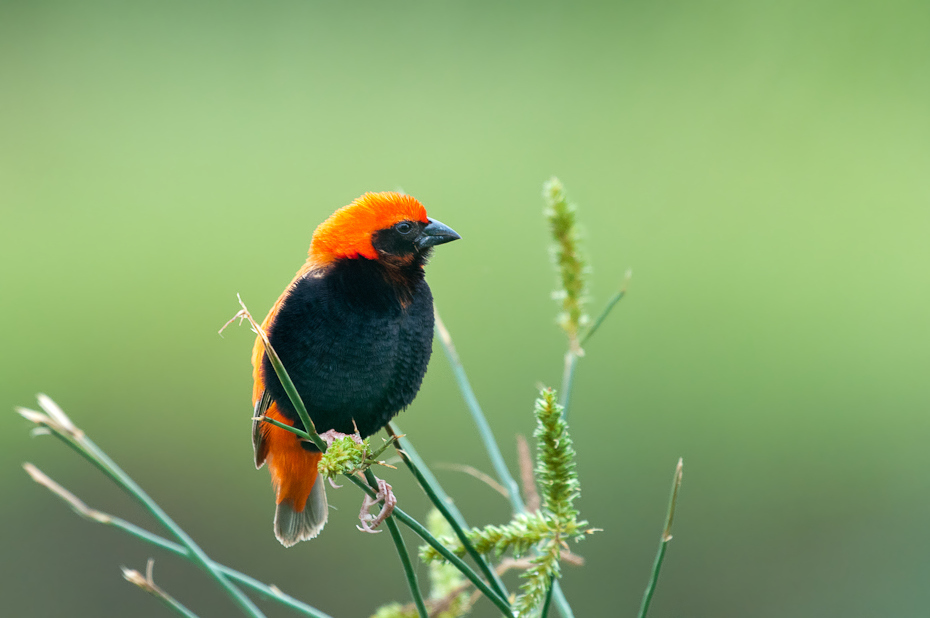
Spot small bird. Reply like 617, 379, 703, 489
250, 192, 460, 547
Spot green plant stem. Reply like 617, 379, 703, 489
363, 469, 428, 618
434, 310, 523, 514
153, 589, 201, 618
561, 277, 630, 417
548, 564, 572, 614
346, 473, 514, 617
25, 462, 334, 617
257, 415, 310, 437
638, 458, 684, 618
540, 577, 555, 618
558, 351, 578, 414
122, 562, 203, 618
39, 423, 265, 618
579, 280, 629, 347
386, 423, 510, 604
386, 516, 428, 618
434, 311, 575, 618
386, 429, 470, 528
397, 510, 513, 617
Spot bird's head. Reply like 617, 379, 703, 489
308, 192, 460, 268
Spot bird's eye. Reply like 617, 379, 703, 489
394, 221, 414, 235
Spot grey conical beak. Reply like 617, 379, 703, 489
415, 217, 461, 250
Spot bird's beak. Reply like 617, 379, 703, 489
415, 218, 461, 250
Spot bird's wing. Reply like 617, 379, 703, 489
252, 389, 273, 468
251, 267, 312, 468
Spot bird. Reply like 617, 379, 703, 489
250, 192, 460, 547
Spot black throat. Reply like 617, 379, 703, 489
324, 254, 427, 310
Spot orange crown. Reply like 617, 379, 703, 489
308, 192, 429, 265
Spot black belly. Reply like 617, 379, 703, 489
261, 257, 435, 439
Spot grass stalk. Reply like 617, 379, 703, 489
637, 458, 684, 618
386, 422, 510, 604
540, 578, 555, 618
122, 559, 202, 618
434, 313, 575, 618
561, 272, 630, 417
434, 310, 523, 514
23, 463, 333, 618
18, 398, 265, 618
385, 516, 428, 618
344, 473, 514, 617
558, 351, 578, 413
579, 272, 630, 347
78, 439, 266, 618
362, 469, 429, 618
385, 430, 470, 528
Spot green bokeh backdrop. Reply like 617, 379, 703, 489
2, 1, 928, 616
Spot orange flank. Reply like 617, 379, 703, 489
261, 404, 322, 512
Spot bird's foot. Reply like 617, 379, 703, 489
357, 477, 396, 534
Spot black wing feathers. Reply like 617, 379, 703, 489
252, 389, 273, 468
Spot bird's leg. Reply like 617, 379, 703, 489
320, 422, 397, 530
356, 477, 397, 534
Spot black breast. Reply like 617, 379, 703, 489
261, 257, 435, 438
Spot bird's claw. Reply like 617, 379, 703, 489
357, 478, 396, 534
319, 429, 364, 447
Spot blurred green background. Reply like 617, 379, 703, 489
2, 1, 929, 616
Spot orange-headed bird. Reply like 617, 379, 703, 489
251, 192, 460, 547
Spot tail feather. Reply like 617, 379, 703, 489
274, 477, 328, 547
259, 404, 328, 546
